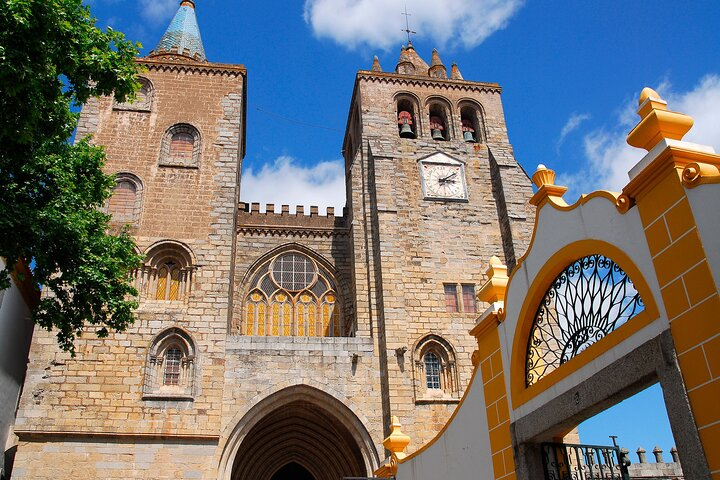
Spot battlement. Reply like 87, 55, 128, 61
237, 202, 349, 237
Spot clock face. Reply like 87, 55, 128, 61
421, 162, 467, 200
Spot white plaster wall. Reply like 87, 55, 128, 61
0, 258, 35, 455
686, 183, 720, 292
395, 369, 494, 480
497, 196, 670, 420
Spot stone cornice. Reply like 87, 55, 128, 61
14, 429, 220, 442
237, 225, 350, 238
356, 70, 502, 94
138, 57, 246, 77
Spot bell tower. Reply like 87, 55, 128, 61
342, 44, 535, 448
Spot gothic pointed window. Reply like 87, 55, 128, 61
143, 328, 196, 400
238, 250, 348, 337
160, 124, 201, 168
413, 335, 459, 402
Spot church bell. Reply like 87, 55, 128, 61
431, 129, 444, 141
399, 123, 415, 138
463, 131, 476, 142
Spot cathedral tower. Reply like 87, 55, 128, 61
10, 7, 535, 478
343, 43, 534, 447
13, 1, 247, 477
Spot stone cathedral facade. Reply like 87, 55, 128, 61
10, 1, 535, 479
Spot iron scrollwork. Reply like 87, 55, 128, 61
541, 442, 630, 480
526, 254, 644, 387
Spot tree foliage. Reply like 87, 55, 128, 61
0, 0, 144, 353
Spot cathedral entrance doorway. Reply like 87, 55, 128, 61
270, 462, 316, 480
222, 385, 378, 480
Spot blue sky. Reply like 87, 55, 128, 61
86, 0, 720, 454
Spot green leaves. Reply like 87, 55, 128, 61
0, 0, 143, 354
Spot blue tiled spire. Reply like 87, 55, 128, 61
150, 0, 206, 62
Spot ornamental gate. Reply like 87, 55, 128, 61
541, 443, 629, 480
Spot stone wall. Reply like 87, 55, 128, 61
12, 58, 246, 479
345, 71, 535, 450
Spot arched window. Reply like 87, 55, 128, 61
136, 241, 196, 303
428, 103, 450, 141
107, 173, 143, 227
113, 77, 153, 111
397, 98, 417, 139
459, 103, 485, 143
159, 124, 201, 168
413, 335, 459, 402
526, 254, 644, 387
238, 250, 346, 337
143, 328, 196, 400
424, 351, 441, 389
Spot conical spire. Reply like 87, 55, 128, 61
371, 55, 383, 72
450, 63, 463, 80
150, 0, 206, 62
428, 48, 447, 79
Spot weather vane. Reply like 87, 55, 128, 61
401, 5, 416, 44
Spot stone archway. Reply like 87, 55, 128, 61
221, 385, 377, 480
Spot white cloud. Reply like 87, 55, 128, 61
557, 74, 720, 199
303, 0, 524, 50
138, 0, 176, 23
240, 156, 346, 214
556, 113, 591, 152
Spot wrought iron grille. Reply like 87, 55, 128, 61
526, 254, 644, 387
541, 442, 629, 480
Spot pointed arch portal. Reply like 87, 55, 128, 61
224, 385, 377, 480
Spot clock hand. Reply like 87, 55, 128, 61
439, 173, 457, 182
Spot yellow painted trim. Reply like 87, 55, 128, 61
470, 310, 503, 339
509, 240, 660, 409
397, 361, 481, 464
623, 146, 720, 201
681, 161, 720, 188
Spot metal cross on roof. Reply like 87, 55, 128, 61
401, 5, 416, 44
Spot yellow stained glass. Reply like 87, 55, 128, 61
297, 303, 305, 336
257, 303, 266, 335
322, 304, 331, 336
300, 293, 311, 303
326, 294, 335, 303
156, 267, 168, 300
276, 293, 286, 302
308, 304, 316, 336
283, 303, 291, 336
168, 269, 180, 300
246, 303, 254, 336
272, 303, 280, 336
251, 292, 262, 302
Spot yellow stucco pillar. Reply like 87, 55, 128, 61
470, 256, 515, 480
623, 87, 720, 477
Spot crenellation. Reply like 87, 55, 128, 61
11, 8, 536, 479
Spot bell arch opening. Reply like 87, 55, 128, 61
223, 385, 377, 480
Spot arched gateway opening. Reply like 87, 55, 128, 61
221, 385, 378, 480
